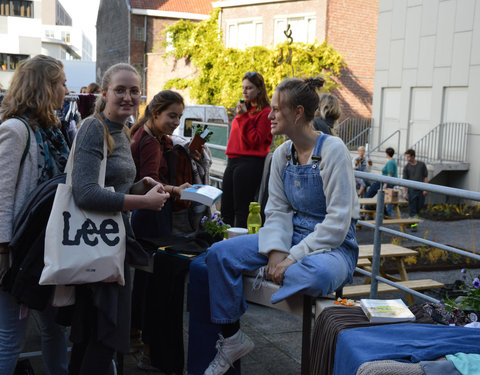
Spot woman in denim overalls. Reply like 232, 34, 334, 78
189, 77, 360, 375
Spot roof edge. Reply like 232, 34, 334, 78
131, 8, 209, 20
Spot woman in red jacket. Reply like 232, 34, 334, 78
221, 72, 272, 228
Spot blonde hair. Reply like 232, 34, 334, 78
317, 94, 341, 124
94, 63, 140, 114
95, 63, 140, 155
0, 55, 64, 128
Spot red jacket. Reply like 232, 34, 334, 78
225, 106, 272, 158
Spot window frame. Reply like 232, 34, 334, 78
273, 13, 316, 45
225, 17, 263, 49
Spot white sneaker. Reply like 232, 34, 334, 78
204, 330, 255, 375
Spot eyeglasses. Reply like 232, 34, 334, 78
110, 87, 142, 99
245, 71, 258, 78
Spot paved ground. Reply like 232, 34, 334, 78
24, 217, 480, 374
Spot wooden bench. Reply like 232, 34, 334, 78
362, 217, 423, 233
342, 279, 445, 297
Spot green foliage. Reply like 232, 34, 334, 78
201, 212, 230, 239
443, 269, 480, 312
163, 9, 345, 108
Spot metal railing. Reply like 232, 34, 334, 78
367, 130, 400, 159
335, 118, 373, 150
397, 122, 469, 174
355, 170, 480, 301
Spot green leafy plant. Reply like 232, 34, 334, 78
201, 212, 230, 239
443, 269, 480, 312
162, 9, 345, 108
194, 123, 213, 142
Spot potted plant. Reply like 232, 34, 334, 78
200, 212, 230, 242
189, 123, 213, 153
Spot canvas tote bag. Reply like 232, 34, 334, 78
39, 119, 126, 286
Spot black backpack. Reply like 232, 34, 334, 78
2, 173, 66, 310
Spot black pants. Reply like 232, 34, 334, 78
221, 156, 265, 228
68, 301, 115, 375
407, 189, 425, 217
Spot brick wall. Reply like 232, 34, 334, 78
135, 17, 200, 101
96, 0, 130, 83
326, 0, 379, 119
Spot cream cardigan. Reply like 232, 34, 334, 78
0, 118, 38, 243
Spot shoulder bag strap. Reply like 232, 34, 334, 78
13, 116, 31, 165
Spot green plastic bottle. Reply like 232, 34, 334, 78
247, 202, 262, 234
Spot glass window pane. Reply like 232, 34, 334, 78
255, 23, 262, 46
275, 19, 287, 45
238, 22, 254, 49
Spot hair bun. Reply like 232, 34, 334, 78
304, 77, 325, 90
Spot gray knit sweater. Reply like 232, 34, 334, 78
72, 115, 135, 211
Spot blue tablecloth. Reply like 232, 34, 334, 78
333, 323, 480, 375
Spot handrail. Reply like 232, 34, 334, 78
334, 116, 350, 130
397, 122, 469, 176
368, 130, 400, 157
345, 127, 370, 148
355, 170, 480, 300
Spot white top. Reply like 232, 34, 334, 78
258, 136, 360, 261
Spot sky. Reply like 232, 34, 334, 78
60, 0, 101, 60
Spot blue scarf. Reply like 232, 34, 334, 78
33, 126, 69, 184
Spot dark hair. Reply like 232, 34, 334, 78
86, 82, 101, 94
385, 147, 395, 157
405, 149, 415, 158
242, 72, 270, 113
130, 90, 184, 136
275, 76, 325, 123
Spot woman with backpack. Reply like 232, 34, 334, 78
0, 55, 70, 375
67, 63, 170, 375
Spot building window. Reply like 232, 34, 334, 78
62, 31, 70, 43
274, 14, 316, 45
226, 19, 262, 49
0, 0, 33, 18
45, 30, 55, 38
0, 53, 29, 71
134, 26, 145, 42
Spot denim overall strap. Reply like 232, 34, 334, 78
283, 134, 329, 245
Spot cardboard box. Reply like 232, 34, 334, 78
385, 188, 399, 202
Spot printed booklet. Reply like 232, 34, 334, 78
360, 299, 416, 323
180, 184, 222, 206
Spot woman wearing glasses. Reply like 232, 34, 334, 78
68, 63, 169, 375
221, 72, 272, 228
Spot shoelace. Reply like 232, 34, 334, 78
212, 334, 235, 370
252, 266, 266, 290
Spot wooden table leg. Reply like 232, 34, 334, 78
394, 257, 414, 304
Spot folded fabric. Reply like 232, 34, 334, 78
333, 324, 480, 375
446, 353, 480, 375
420, 359, 461, 375
356, 359, 423, 375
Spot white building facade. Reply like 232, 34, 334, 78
371, 0, 480, 192
0, 0, 93, 89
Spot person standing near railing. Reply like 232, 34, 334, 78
352, 145, 372, 197
312, 93, 341, 136
402, 149, 428, 231
365, 147, 397, 216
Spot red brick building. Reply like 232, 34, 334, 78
96, 0, 212, 100
213, 0, 379, 118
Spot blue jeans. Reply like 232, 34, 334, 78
206, 229, 358, 324
0, 291, 68, 375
